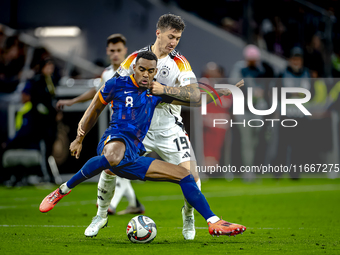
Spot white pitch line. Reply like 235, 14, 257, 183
1, 184, 340, 210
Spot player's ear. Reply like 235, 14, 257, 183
156, 29, 161, 38
133, 64, 136, 72
155, 67, 158, 75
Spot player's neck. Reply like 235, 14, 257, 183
151, 44, 168, 59
111, 62, 120, 71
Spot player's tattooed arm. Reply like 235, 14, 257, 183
150, 81, 200, 102
171, 79, 244, 106
163, 83, 200, 102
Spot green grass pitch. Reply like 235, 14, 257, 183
0, 177, 340, 254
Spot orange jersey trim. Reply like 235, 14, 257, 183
130, 75, 139, 88
174, 55, 192, 72
98, 91, 108, 105
121, 52, 138, 70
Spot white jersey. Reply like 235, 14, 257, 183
117, 45, 196, 132
96, 65, 116, 91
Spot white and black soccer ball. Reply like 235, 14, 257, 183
126, 215, 157, 243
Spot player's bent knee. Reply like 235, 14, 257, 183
103, 140, 126, 167
104, 153, 123, 167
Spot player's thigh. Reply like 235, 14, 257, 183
179, 160, 199, 182
145, 159, 190, 183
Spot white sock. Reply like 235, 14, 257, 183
110, 176, 128, 209
60, 182, 71, 194
183, 179, 202, 216
97, 171, 116, 218
207, 216, 220, 224
196, 179, 201, 190
123, 179, 137, 207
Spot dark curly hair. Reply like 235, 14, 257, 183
136, 51, 158, 64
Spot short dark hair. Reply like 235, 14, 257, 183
156, 14, 185, 32
107, 33, 127, 46
136, 51, 158, 64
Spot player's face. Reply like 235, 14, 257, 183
133, 58, 158, 88
156, 28, 182, 54
106, 42, 127, 65
289, 56, 303, 72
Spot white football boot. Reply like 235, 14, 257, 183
84, 215, 108, 237
181, 206, 195, 240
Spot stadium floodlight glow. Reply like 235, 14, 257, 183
34, 26, 81, 37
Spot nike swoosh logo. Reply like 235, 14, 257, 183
124, 91, 134, 94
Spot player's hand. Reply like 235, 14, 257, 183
150, 81, 165, 95
235, 79, 244, 88
56, 99, 74, 110
69, 139, 82, 159
219, 79, 245, 96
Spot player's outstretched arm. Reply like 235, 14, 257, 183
56, 88, 97, 110
70, 92, 106, 159
171, 79, 244, 107
151, 81, 200, 103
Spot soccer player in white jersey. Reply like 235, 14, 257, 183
87, 14, 202, 240
56, 34, 146, 216
56, 34, 127, 109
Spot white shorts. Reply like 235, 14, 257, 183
142, 125, 196, 165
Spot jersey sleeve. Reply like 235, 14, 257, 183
116, 52, 138, 77
98, 78, 117, 105
174, 55, 197, 87
159, 95, 174, 104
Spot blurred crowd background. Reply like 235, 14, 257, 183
0, 0, 339, 185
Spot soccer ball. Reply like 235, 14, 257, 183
126, 215, 157, 243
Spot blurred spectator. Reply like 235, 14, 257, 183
0, 35, 25, 93
230, 44, 274, 83
229, 45, 274, 176
281, 47, 311, 90
28, 57, 58, 148
2, 84, 41, 150
253, 26, 267, 51
304, 34, 325, 78
274, 47, 313, 178
1, 82, 48, 185
200, 62, 232, 170
30, 47, 51, 74
331, 42, 340, 77
229, 44, 274, 112
24, 58, 59, 182
221, 17, 241, 35
29, 47, 61, 82
262, 16, 288, 57
0, 25, 6, 55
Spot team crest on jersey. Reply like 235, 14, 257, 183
159, 66, 170, 78
146, 89, 153, 97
